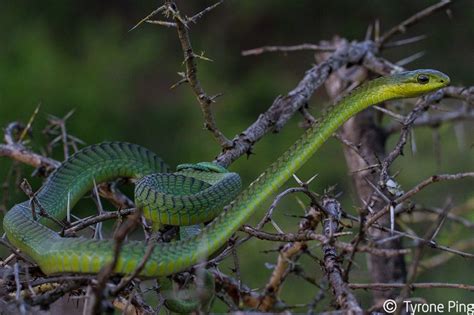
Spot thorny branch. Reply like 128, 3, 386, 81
168, 1, 231, 148
320, 199, 361, 312
257, 202, 322, 311
349, 282, 474, 292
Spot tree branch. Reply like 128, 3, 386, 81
168, 2, 231, 148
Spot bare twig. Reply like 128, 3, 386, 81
168, 2, 231, 148
377, 0, 452, 46
419, 239, 474, 271
187, 0, 225, 24
0, 143, 60, 173
349, 282, 474, 292
61, 208, 136, 237
240, 226, 409, 258
242, 43, 335, 56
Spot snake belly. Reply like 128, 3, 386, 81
3, 69, 450, 277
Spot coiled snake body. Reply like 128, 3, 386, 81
3, 69, 449, 278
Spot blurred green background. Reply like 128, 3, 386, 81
0, 0, 473, 312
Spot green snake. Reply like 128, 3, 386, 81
3, 70, 449, 279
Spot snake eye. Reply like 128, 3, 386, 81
417, 74, 429, 84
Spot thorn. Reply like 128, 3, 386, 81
193, 52, 213, 62
292, 174, 304, 186
270, 219, 284, 234
170, 78, 188, 89
63, 109, 76, 121
454, 122, 466, 151
410, 128, 417, 154
361, 198, 374, 214
365, 23, 373, 41
306, 173, 319, 185
383, 34, 427, 48
324, 184, 338, 195
67, 191, 71, 223
92, 178, 104, 240
367, 205, 374, 214
209, 93, 224, 102
396, 51, 426, 66
129, 5, 166, 32
375, 234, 402, 245
374, 19, 380, 42
390, 205, 395, 235
146, 20, 177, 28
373, 105, 405, 122
445, 8, 453, 20
365, 178, 391, 204
334, 190, 343, 199
295, 196, 306, 210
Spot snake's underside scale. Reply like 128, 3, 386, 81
3, 69, 449, 277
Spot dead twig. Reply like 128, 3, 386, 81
349, 282, 474, 292
240, 225, 409, 258
61, 208, 137, 237
377, 0, 452, 46
168, 2, 231, 148
242, 43, 336, 56
111, 232, 159, 296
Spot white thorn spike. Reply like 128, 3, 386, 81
292, 174, 304, 186
307, 173, 319, 185
390, 205, 395, 235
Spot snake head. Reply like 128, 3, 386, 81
176, 162, 229, 173
385, 69, 450, 98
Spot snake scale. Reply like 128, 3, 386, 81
3, 70, 449, 279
